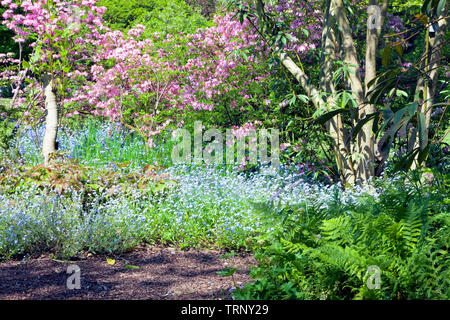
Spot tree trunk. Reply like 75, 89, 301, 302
364, 0, 389, 176
320, 0, 356, 185
410, 5, 447, 170
278, 0, 392, 185
279, 0, 358, 185
333, 0, 371, 182
42, 73, 58, 165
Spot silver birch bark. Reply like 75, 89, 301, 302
42, 73, 58, 165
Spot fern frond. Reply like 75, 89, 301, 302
402, 200, 427, 250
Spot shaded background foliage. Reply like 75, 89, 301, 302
98, 0, 211, 35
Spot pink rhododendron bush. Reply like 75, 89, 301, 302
68, 25, 184, 147
265, 0, 323, 54
182, 13, 270, 114
71, 12, 273, 146
1, 0, 328, 147
1, 0, 276, 146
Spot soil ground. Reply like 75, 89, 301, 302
0, 246, 257, 300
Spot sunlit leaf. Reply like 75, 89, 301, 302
123, 264, 140, 270
418, 112, 428, 150
382, 45, 391, 68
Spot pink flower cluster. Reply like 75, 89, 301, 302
266, 0, 323, 55
1, 0, 106, 47
230, 120, 263, 140
182, 13, 270, 112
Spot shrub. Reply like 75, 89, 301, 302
99, 0, 210, 35
234, 173, 449, 300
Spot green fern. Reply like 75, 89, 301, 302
402, 200, 427, 250
320, 215, 354, 246
236, 174, 449, 300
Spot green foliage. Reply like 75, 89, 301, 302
0, 157, 173, 199
0, 103, 19, 151
97, 0, 157, 30
234, 175, 449, 300
391, 0, 424, 12
136, 0, 210, 36
11, 119, 176, 168
0, 6, 18, 56
99, 0, 210, 35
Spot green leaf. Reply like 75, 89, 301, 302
372, 112, 381, 133
123, 264, 140, 270
352, 113, 378, 140
442, 130, 450, 145
396, 89, 408, 98
418, 112, 428, 150
393, 148, 420, 172
407, 101, 418, 117
369, 77, 397, 105
421, 0, 432, 14
393, 107, 407, 124
256, 0, 264, 17
437, 0, 446, 16
417, 144, 430, 164
367, 70, 389, 90
302, 28, 309, 38
377, 106, 399, 137
22, 60, 30, 69
216, 267, 237, 277
394, 44, 403, 56
314, 108, 348, 125
297, 95, 308, 103
382, 45, 391, 68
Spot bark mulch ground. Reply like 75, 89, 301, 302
0, 246, 257, 300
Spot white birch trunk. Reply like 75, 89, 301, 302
42, 73, 58, 165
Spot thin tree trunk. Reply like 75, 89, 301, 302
364, 0, 389, 175
278, 0, 394, 184
278, 52, 324, 108
332, 0, 370, 182
42, 73, 58, 165
320, 0, 356, 185
410, 5, 447, 170
279, 51, 357, 185
279, 0, 357, 185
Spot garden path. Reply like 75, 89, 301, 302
0, 246, 255, 300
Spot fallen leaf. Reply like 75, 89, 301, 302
123, 264, 140, 270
